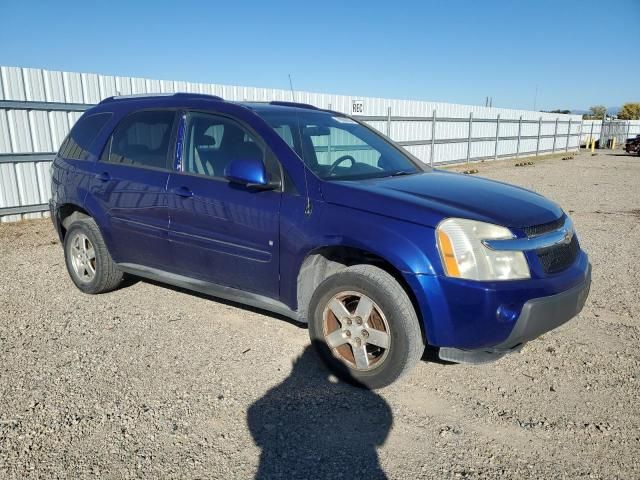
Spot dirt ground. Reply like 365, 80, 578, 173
1, 150, 639, 479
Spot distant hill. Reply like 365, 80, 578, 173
570, 107, 620, 116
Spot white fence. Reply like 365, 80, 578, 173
1, 66, 639, 222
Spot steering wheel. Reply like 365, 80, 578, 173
327, 155, 356, 176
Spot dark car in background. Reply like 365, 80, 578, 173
625, 135, 640, 155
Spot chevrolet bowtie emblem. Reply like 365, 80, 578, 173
561, 228, 573, 245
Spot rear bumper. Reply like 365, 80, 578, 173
49, 199, 63, 242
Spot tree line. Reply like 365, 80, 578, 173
543, 103, 640, 120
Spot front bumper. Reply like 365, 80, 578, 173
494, 263, 590, 348
405, 250, 591, 351
438, 263, 591, 363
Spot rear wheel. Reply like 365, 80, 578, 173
64, 218, 123, 294
308, 265, 424, 389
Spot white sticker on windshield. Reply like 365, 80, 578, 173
333, 116, 358, 124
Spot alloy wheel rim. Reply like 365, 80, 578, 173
70, 233, 96, 283
322, 291, 391, 371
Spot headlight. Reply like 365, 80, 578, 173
436, 218, 530, 281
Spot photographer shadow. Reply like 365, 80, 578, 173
247, 342, 392, 480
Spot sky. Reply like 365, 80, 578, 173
1, 0, 638, 111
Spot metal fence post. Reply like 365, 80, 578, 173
430, 109, 436, 167
494, 114, 500, 160
536, 117, 542, 156
516, 115, 522, 158
577, 120, 583, 150
565, 118, 571, 152
466, 112, 473, 163
589, 121, 594, 147
599, 120, 603, 144
387, 107, 391, 137
327, 107, 333, 158
552, 117, 559, 153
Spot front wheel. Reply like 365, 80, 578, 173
308, 265, 425, 389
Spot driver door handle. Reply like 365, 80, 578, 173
173, 186, 194, 198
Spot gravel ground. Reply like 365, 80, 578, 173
1, 150, 639, 479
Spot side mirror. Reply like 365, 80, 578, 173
224, 158, 279, 190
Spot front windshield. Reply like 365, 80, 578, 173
254, 109, 426, 180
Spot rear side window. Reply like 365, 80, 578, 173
104, 110, 176, 169
58, 113, 112, 160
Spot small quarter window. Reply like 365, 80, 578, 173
272, 124, 295, 149
58, 113, 111, 160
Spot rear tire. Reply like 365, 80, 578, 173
64, 218, 123, 294
308, 265, 424, 389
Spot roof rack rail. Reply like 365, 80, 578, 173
172, 92, 224, 101
269, 101, 319, 110
99, 92, 223, 105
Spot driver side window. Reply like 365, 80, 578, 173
183, 113, 265, 178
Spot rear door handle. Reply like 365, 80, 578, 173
173, 186, 194, 198
95, 172, 111, 182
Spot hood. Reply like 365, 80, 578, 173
320, 170, 563, 229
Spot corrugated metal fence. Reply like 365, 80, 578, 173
1, 66, 639, 222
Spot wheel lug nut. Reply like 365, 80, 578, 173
345, 331, 351, 337
346, 319, 352, 325
354, 338, 362, 346
362, 330, 369, 338
355, 317, 362, 325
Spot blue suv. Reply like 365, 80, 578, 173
50, 93, 591, 388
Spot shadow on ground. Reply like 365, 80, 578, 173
247, 343, 392, 479
134, 276, 454, 368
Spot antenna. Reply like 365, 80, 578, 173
288, 74, 312, 216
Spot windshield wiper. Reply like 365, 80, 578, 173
387, 170, 414, 177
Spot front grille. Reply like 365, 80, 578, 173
523, 215, 566, 237
536, 235, 579, 274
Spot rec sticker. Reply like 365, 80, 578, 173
351, 100, 364, 115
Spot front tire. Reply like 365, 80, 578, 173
64, 218, 123, 294
308, 265, 425, 389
